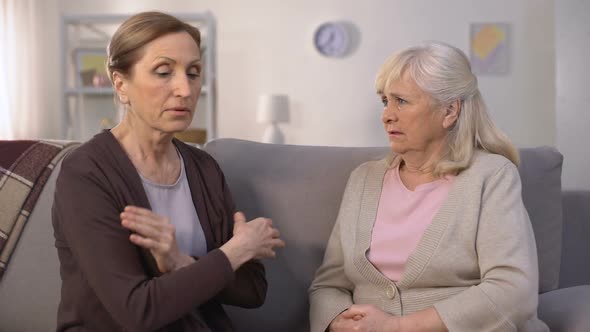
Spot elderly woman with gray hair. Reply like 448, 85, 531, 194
309, 41, 549, 332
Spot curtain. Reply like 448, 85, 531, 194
0, 0, 43, 139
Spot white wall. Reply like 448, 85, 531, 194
53, 0, 555, 148
555, 0, 590, 190
29, 0, 60, 139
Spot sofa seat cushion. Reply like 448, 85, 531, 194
538, 285, 590, 332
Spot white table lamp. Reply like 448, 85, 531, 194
257, 94, 290, 144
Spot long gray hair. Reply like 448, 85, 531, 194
375, 41, 518, 176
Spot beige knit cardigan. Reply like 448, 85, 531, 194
309, 151, 549, 332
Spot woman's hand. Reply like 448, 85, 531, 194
120, 206, 193, 273
328, 310, 362, 332
329, 305, 399, 332
220, 212, 286, 270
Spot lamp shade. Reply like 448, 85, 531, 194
257, 94, 290, 124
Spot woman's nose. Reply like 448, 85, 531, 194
174, 74, 193, 97
382, 104, 397, 123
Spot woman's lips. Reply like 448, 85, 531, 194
387, 130, 404, 140
165, 107, 191, 115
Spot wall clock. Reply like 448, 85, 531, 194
313, 22, 351, 57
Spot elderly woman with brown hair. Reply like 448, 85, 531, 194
52, 11, 284, 332
309, 41, 549, 332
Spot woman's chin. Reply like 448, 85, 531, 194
389, 142, 406, 155
165, 120, 193, 133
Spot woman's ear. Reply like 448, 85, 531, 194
112, 71, 129, 105
442, 99, 461, 129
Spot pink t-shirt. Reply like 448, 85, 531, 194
367, 164, 454, 282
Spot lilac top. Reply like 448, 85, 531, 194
140, 152, 207, 258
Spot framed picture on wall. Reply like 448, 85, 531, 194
72, 48, 110, 88
469, 23, 511, 75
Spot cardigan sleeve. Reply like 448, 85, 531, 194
308, 171, 360, 332
53, 151, 236, 332
433, 162, 541, 332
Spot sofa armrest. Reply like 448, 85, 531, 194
538, 286, 590, 332
559, 190, 590, 288
0, 160, 63, 330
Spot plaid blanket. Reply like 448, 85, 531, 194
0, 140, 79, 280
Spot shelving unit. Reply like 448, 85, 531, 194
60, 13, 217, 143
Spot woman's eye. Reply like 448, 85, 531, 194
154, 64, 172, 77
187, 71, 200, 79
397, 97, 407, 105
381, 97, 388, 107
187, 66, 201, 79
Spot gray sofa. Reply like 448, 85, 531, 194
1, 138, 589, 331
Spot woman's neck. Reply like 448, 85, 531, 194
398, 160, 438, 191
397, 142, 446, 190
111, 116, 174, 160
399, 143, 445, 174
111, 118, 180, 184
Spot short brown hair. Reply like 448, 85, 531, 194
106, 11, 201, 82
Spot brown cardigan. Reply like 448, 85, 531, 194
52, 131, 266, 332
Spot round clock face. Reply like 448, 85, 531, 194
314, 22, 350, 57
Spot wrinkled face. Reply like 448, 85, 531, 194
115, 31, 201, 134
380, 71, 448, 156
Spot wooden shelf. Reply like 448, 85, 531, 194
65, 87, 113, 95
65, 86, 208, 96
174, 128, 207, 144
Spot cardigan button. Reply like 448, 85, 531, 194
386, 285, 397, 299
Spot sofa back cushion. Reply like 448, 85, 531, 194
205, 139, 563, 331
519, 147, 564, 292
206, 139, 389, 332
